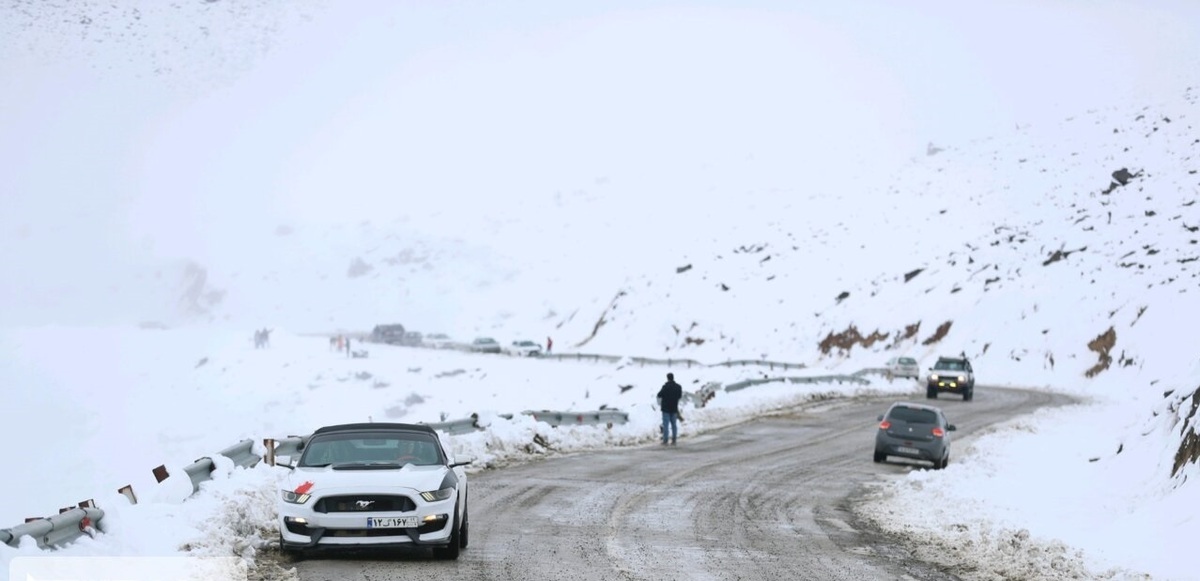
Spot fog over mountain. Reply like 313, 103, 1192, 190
3, 1, 1198, 338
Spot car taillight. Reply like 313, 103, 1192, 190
879, 420, 891, 430
932, 427, 945, 438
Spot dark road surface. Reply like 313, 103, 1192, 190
286, 386, 1072, 581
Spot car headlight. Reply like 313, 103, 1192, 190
957, 375, 965, 382
420, 487, 455, 502
929, 374, 939, 381
281, 490, 312, 504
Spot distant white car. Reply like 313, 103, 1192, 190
424, 334, 453, 349
885, 356, 921, 380
470, 337, 501, 354
505, 340, 543, 357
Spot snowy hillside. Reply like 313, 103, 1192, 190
5, 1, 1200, 579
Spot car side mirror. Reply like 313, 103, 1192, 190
877, 415, 884, 421
947, 425, 957, 431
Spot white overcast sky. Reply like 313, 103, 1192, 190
2, 0, 1199, 324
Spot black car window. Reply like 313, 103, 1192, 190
887, 407, 939, 425
300, 433, 444, 466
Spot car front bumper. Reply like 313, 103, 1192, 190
279, 495, 457, 549
928, 379, 968, 392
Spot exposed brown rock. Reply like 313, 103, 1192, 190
1085, 327, 1116, 377
1173, 390, 1200, 477
921, 321, 953, 345
818, 325, 890, 355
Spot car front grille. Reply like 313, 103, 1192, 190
284, 518, 447, 537
314, 495, 416, 513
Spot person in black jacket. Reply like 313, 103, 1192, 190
657, 372, 683, 445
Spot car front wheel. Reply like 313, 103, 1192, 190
432, 506, 462, 560
279, 534, 305, 562
459, 505, 469, 548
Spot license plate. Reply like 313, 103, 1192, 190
896, 447, 920, 455
367, 516, 418, 528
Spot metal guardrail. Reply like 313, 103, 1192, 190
524, 409, 630, 427
714, 359, 805, 371
541, 352, 807, 372
724, 373, 872, 392
424, 416, 482, 435
364, 332, 811, 372
218, 439, 262, 468
852, 367, 890, 377
1, 507, 103, 549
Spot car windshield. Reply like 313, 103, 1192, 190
935, 359, 965, 371
887, 407, 939, 424
899, 357, 916, 365
299, 432, 443, 467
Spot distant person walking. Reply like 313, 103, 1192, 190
657, 372, 683, 446
345, 337, 352, 357
546, 336, 553, 354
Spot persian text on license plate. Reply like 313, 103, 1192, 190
367, 516, 418, 528
896, 447, 920, 455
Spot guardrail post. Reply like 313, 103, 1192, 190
118, 485, 138, 505
264, 439, 277, 466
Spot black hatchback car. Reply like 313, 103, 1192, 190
873, 402, 956, 469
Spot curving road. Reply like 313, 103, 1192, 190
287, 386, 1073, 581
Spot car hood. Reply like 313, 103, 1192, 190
282, 464, 451, 496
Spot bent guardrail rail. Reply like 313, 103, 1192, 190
1, 507, 103, 549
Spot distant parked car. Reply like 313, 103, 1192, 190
505, 340, 543, 357
470, 337, 501, 354
884, 356, 921, 380
371, 324, 406, 345
401, 331, 424, 347
424, 333, 453, 349
873, 402, 956, 469
926, 355, 975, 401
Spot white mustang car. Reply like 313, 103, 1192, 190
278, 423, 472, 559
